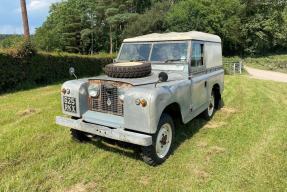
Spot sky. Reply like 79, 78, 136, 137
0, 0, 63, 34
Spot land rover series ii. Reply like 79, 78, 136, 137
56, 31, 224, 166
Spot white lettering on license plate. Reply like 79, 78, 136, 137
63, 96, 77, 113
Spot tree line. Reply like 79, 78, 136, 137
29, 0, 287, 56
0, 34, 21, 44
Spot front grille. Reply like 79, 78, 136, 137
91, 81, 124, 116
101, 82, 118, 113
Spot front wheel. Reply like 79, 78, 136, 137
141, 113, 174, 166
70, 117, 90, 143
70, 129, 90, 143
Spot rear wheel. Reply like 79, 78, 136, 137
201, 91, 215, 121
141, 113, 174, 166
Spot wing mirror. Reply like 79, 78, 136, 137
155, 72, 168, 88
69, 67, 77, 80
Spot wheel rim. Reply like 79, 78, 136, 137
208, 94, 215, 116
156, 123, 172, 158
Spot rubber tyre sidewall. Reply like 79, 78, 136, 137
201, 91, 215, 121
142, 113, 174, 166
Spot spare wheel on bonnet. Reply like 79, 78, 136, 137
105, 62, 151, 78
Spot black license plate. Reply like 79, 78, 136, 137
63, 96, 77, 113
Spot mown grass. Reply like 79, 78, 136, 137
1, 76, 287, 191
223, 55, 287, 74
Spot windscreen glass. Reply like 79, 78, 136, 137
119, 44, 152, 61
150, 42, 188, 62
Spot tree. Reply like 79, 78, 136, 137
34, 0, 152, 54
122, 2, 172, 39
33, 0, 287, 56
78, 0, 99, 55
34, 1, 69, 52
165, 0, 287, 55
33, 27, 62, 52
61, 0, 87, 53
239, 0, 287, 54
34, 0, 88, 53
96, 0, 138, 54
20, 0, 30, 40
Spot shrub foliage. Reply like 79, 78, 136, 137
0, 50, 114, 93
0, 35, 23, 49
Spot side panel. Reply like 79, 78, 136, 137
207, 70, 224, 95
191, 74, 208, 110
185, 69, 224, 124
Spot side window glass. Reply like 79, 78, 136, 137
191, 43, 204, 67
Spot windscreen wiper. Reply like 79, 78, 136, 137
164, 59, 181, 63
130, 59, 148, 62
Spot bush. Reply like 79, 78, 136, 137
0, 50, 114, 93
0, 36, 23, 48
9, 40, 37, 58
223, 64, 231, 75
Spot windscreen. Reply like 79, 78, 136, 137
150, 42, 188, 62
119, 43, 152, 61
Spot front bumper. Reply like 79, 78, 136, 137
56, 116, 152, 146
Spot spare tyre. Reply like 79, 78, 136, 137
105, 62, 151, 78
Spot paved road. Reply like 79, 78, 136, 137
244, 66, 287, 83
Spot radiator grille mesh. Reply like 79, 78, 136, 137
91, 81, 124, 116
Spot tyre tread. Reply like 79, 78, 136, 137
200, 91, 216, 121
105, 62, 151, 78
141, 113, 174, 166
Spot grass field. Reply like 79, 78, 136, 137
224, 55, 287, 74
1, 75, 287, 191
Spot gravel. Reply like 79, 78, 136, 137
244, 66, 287, 83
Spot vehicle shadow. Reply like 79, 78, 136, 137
88, 136, 143, 161
171, 117, 207, 153
85, 99, 225, 164
172, 98, 225, 154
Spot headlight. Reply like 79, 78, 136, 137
88, 83, 100, 97
118, 86, 128, 101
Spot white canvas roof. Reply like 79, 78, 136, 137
123, 31, 221, 43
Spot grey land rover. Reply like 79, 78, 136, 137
56, 31, 224, 166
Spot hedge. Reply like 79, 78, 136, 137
0, 51, 114, 93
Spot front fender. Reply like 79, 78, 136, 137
149, 80, 191, 133
124, 80, 191, 134
61, 78, 89, 118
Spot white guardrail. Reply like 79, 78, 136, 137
223, 61, 242, 75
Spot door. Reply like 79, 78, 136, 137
190, 41, 207, 111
